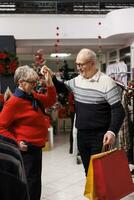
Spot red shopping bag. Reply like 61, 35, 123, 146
84, 149, 114, 200
93, 149, 134, 200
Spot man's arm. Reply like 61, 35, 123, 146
40, 65, 69, 95
103, 76, 126, 146
108, 101, 125, 135
52, 75, 69, 94
103, 101, 125, 146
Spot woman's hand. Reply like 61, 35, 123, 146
40, 65, 54, 77
19, 141, 28, 151
40, 65, 54, 86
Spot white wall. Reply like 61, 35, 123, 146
0, 14, 104, 39
103, 8, 134, 38
1, 8, 134, 40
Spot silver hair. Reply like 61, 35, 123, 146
14, 65, 39, 85
77, 48, 97, 62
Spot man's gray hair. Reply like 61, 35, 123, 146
77, 48, 97, 62
14, 65, 39, 85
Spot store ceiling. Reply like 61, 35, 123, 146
0, 0, 134, 15
16, 33, 133, 63
1, 1, 133, 64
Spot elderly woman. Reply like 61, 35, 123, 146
0, 65, 56, 200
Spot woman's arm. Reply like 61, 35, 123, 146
33, 86, 56, 108
0, 98, 17, 141
33, 66, 57, 107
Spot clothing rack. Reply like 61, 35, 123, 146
110, 72, 132, 75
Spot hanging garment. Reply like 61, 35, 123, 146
0, 135, 30, 200
106, 61, 127, 86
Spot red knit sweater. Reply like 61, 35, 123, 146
0, 86, 56, 147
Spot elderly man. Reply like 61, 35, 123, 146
42, 48, 125, 175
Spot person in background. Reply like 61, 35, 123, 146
68, 92, 82, 164
68, 92, 75, 154
67, 72, 78, 154
0, 65, 56, 200
59, 60, 75, 81
59, 60, 70, 81
42, 48, 125, 175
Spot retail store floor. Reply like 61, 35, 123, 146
41, 133, 134, 200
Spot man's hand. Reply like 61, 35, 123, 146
103, 131, 116, 146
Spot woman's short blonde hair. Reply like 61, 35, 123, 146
14, 65, 39, 85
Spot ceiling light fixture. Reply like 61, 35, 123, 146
50, 53, 71, 58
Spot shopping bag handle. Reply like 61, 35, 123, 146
101, 145, 114, 152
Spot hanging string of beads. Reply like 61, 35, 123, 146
97, 20, 103, 68
55, 26, 60, 72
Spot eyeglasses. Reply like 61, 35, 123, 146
23, 80, 38, 86
75, 60, 91, 68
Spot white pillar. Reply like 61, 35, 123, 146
130, 42, 134, 80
